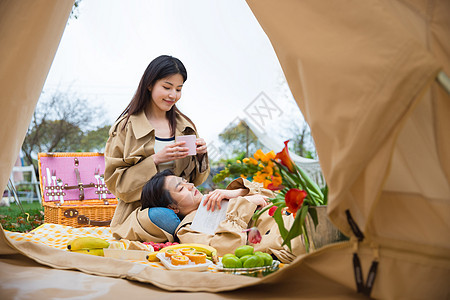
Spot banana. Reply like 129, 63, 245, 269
159, 243, 215, 255
159, 243, 218, 264
146, 251, 160, 262
70, 248, 104, 256
67, 237, 110, 251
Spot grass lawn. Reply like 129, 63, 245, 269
0, 201, 44, 232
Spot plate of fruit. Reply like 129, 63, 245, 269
216, 245, 280, 277
156, 247, 213, 271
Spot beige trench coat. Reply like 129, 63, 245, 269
176, 178, 306, 262
104, 110, 210, 241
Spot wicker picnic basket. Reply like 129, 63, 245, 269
38, 152, 118, 227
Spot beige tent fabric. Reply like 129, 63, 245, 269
0, 0, 75, 192
0, 254, 369, 300
1, 0, 449, 299
0, 1, 361, 298
246, 0, 450, 299
0, 226, 369, 298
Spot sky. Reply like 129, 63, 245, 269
42, 0, 305, 159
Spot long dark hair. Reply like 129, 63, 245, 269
141, 169, 175, 210
118, 55, 195, 134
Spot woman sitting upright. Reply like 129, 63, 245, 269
104, 55, 209, 242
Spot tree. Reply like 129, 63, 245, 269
80, 125, 111, 152
288, 122, 317, 159
70, 0, 83, 20
22, 91, 110, 169
218, 119, 263, 158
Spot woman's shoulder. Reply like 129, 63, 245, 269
176, 111, 197, 134
108, 115, 128, 137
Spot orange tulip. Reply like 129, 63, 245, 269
266, 150, 276, 160
263, 165, 274, 176
285, 188, 307, 217
266, 174, 283, 191
249, 157, 258, 165
252, 173, 264, 183
275, 140, 295, 173
272, 174, 282, 186
253, 149, 265, 161
263, 179, 272, 189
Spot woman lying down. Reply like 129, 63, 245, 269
112, 169, 305, 263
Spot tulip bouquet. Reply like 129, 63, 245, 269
214, 141, 327, 252
213, 149, 282, 188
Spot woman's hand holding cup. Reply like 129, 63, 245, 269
196, 138, 207, 156
152, 142, 189, 165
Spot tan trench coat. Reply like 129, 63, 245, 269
177, 178, 305, 262
104, 110, 210, 241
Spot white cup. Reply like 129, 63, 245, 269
176, 135, 197, 156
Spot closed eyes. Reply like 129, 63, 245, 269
163, 86, 181, 92
178, 179, 188, 191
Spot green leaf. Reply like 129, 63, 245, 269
281, 204, 311, 251
299, 204, 309, 229
308, 206, 319, 229
273, 206, 291, 250
252, 203, 275, 221
304, 193, 320, 207
321, 185, 328, 205
278, 188, 289, 196
305, 188, 322, 201
270, 200, 286, 207
296, 166, 323, 198
298, 205, 311, 252
274, 159, 325, 206
302, 224, 310, 253
281, 211, 303, 249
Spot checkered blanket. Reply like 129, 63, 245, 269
4, 223, 218, 271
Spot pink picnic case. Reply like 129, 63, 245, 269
38, 152, 118, 227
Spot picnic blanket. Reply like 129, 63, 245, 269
4, 223, 220, 272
